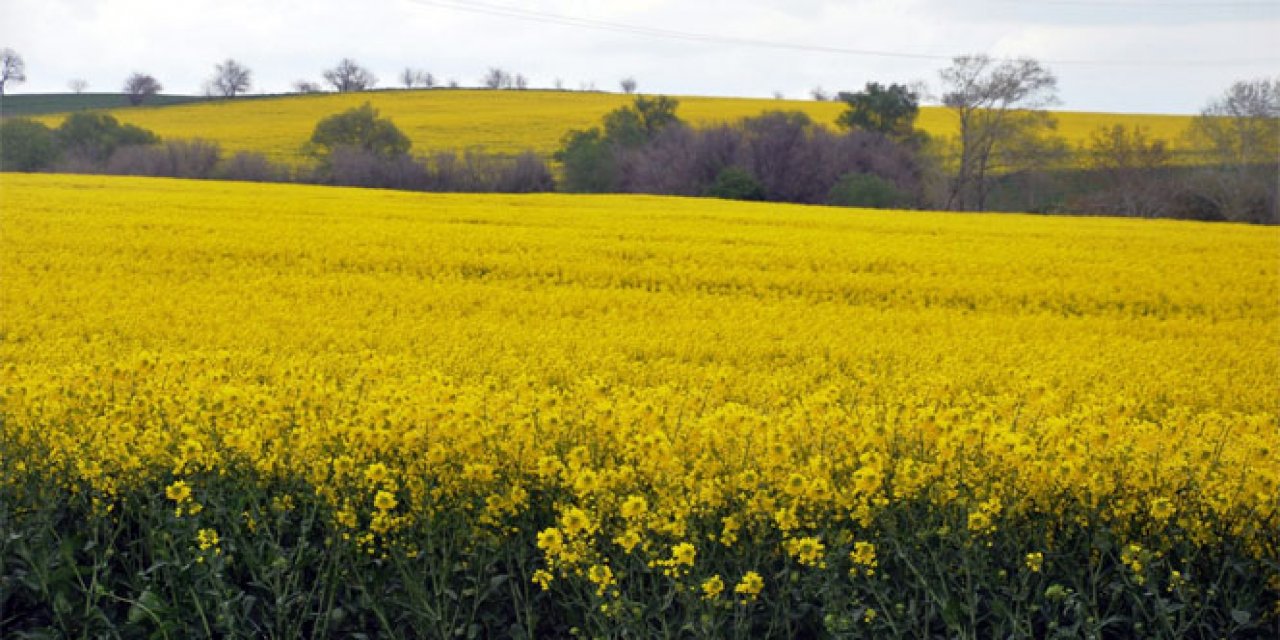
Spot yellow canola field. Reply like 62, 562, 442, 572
34, 89, 1196, 164
2, 173, 1277, 571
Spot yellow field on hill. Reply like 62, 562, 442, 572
3, 173, 1276, 592
34, 89, 1196, 164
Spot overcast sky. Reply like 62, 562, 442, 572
2, 0, 1277, 114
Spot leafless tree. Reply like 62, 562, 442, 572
68, 78, 89, 94
400, 68, 435, 89
620, 77, 637, 94
123, 72, 163, 106
293, 79, 322, 93
515, 74, 529, 90
1, 48, 26, 96
208, 59, 252, 97
323, 58, 376, 92
810, 86, 830, 101
1185, 77, 1279, 222
484, 68, 513, 89
938, 54, 1059, 210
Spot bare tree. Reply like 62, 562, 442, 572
1081, 125, 1173, 218
515, 74, 529, 90
323, 58, 376, 92
123, 72, 163, 106
810, 86, 830, 101
484, 68, 513, 89
68, 78, 89, 94
400, 67, 417, 88
208, 59, 252, 97
938, 54, 1059, 210
401, 68, 435, 89
293, 79, 322, 93
1186, 77, 1280, 223
1, 48, 26, 96
620, 77, 637, 94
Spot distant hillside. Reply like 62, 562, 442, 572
26, 89, 1197, 165
1, 93, 209, 118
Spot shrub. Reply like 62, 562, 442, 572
426, 150, 555, 193
0, 118, 58, 171
705, 166, 765, 201
827, 173, 910, 208
494, 151, 556, 193
219, 151, 290, 183
325, 146, 428, 190
105, 140, 222, 179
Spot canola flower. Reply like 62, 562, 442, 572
1, 173, 1278, 623
1025, 552, 1044, 573
33, 89, 1198, 165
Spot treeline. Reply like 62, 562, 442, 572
1, 67, 1276, 223
553, 71, 1277, 224
556, 96, 924, 208
0, 107, 554, 193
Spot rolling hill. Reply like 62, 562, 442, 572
28, 89, 1198, 165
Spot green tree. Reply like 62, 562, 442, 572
555, 128, 616, 192
308, 103, 411, 160
56, 112, 159, 161
631, 95, 681, 139
0, 118, 59, 170
836, 82, 921, 143
601, 95, 682, 149
557, 95, 683, 192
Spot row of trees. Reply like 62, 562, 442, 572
0, 103, 555, 194
556, 96, 923, 208
549, 60, 1276, 223
2, 44, 1275, 222
0, 49, 639, 104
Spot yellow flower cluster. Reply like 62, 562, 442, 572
2, 174, 1277, 598
849, 542, 878, 577
1025, 552, 1044, 573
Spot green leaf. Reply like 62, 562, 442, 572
128, 589, 165, 625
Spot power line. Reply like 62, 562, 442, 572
985, 0, 1277, 8
403, 0, 1280, 68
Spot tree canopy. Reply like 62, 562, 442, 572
309, 103, 411, 160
